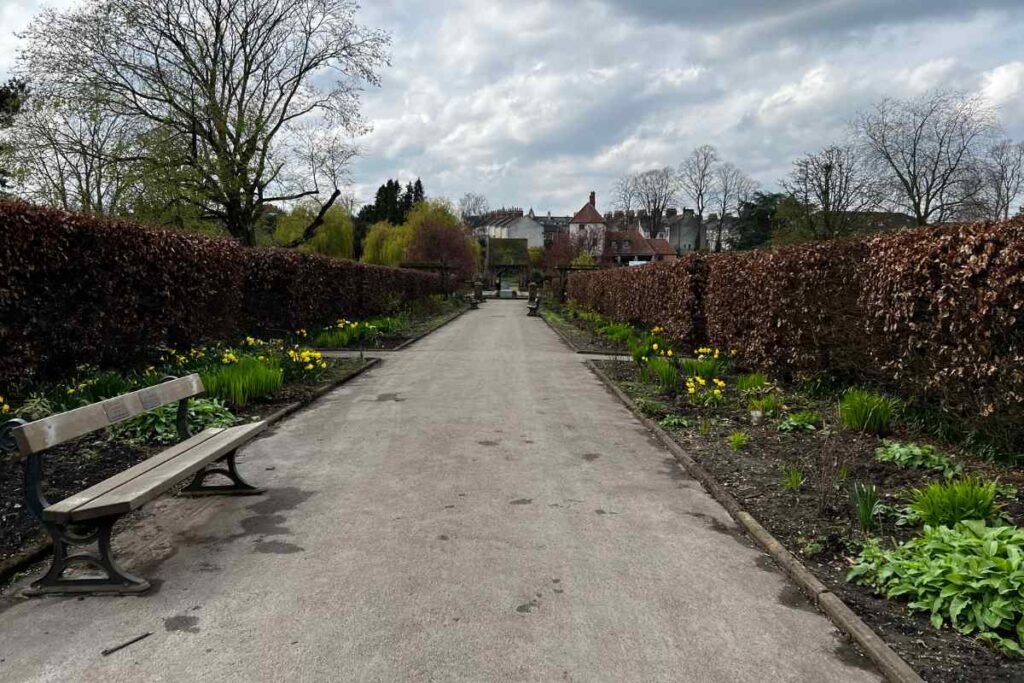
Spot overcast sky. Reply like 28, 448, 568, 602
4, 0, 1023, 214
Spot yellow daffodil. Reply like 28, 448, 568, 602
667, 349, 673, 357
652, 343, 659, 351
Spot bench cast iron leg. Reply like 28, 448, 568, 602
180, 450, 264, 496
24, 516, 150, 596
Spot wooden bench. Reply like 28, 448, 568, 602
527, 299, 540, 317
1, 375, 266, 596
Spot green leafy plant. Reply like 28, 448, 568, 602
802, 540, 824, 558
201, 357, 283, 408
778, 411, 823, 433
839, 389, 898, 435
680, 355, 728, 380
698, 418, 714, 436
14, 393, 55, 421
658, 414, 692, 429
728, 431, 749, 450
647, 357, 679, 394
909, 476, 1001, 527
848, 521, 1024, 655
782, 465, 805, 491
749, 394, 783, 416
875, 440, 960, 477
735, 372, 768, 393
116, 398, 237, 444
634, 397, 669, 418
597, 321, 637, 344
850, 482, 881, 533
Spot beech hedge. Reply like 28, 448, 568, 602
566, 218, 1024, 449
0, 201, 440, 387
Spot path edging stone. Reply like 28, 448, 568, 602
0, 357, 382, 590
585, 359, 923, 683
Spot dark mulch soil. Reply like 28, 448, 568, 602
0, 358, 367, 567
595, 359, 1024, 683
541, 305, 631, 355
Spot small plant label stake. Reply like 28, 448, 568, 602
750, 409, 764, 426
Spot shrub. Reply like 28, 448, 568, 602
850, 482, 881, 533
728, 431, 749, 450
566, 254, 707, 350
115, 398, 236, 444
201, 357, 283, 408
848, 521, 1024, 655
875, 440, 960, 477
704, 241, 870, 381
909, 476, 1001, 527
598, 321, 637, 344
0, 201, 441, 390
778, 411, 823, 433
736, 372, 768, 393
839, 389, 897, 434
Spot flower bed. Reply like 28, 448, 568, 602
569, 311, 1024, 680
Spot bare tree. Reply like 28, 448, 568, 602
633, 167, 679, 238
610, 172, 639, 211
853, 90, 996, 225
711, 162, 755, 251
457, 192, 489, 219
20, 0, 389, 244
981, 139, 1024, 221
10, 95, 142, 215
679, 144, 718, 219
781, 145, 880, 239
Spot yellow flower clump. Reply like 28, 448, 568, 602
0, 395, 10, 414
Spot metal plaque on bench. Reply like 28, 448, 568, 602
102, 398, 131, 424
138, 387, 162, 411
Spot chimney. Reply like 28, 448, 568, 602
683, 208, 694, 217
666, 208, 678, 217
589, 191, 596, 207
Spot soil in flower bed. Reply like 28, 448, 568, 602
0, 358, 368, 568
541, 303, 631, 355
593, 359, 1024, 683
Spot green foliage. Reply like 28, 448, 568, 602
658, 414, 692, 429
680, 355, 728, 380
875, 440, 960, 477
850, 482, 881, 533
360, 221, 411, 267
313, 319, 383, 348
75, 371, 132, 404
848, 521, 1024, 655
597, 321, 637, 344
571, 251, 596, 267
778, 411, 823, 433
782, 465, 805, 490
634, 397, 669, 418
735, 372, 768, 393
802, 540, 824, 558
839, 389, 897, 434
909, 476, 1001, 527
115, 398, 236, 444
698, 418, 714, 436
728, 431, 749, 450
14, 393, 55, 421
647, 357, 679, 394
200, 357, 283, 408
749, 394, 783, 416
273, 202, 355, 259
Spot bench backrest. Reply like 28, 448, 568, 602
13, 374, 204, 455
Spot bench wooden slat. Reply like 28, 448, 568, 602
14, 375, 205, 455
42, 428, 226, 524
66, 421, 267, 522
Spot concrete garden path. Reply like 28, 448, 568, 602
0, 301, 880, 682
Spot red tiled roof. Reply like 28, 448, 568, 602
648, 239, 675, 256
570, 202, 604, 224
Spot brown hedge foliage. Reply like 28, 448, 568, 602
566, 219, 1024, 449
704, 240, 871, 381
860, 219, 1024, 440
0, 201, 439, 388
566, 254, 706, 349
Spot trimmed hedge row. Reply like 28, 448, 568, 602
567, 218, 1024, 449
0, 201, 440, 387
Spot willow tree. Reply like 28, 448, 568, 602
20, 0, 389, 244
